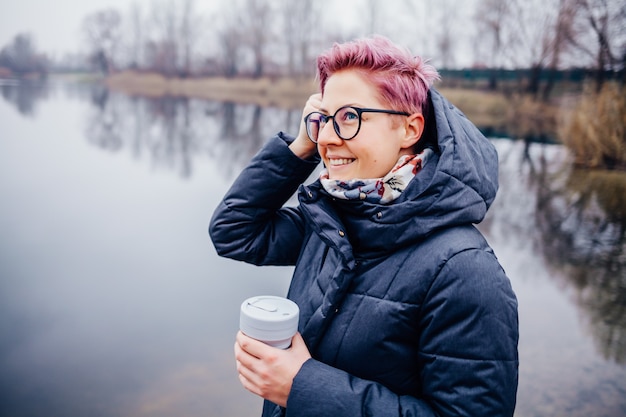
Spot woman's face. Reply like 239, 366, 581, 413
317, 69, 417, 180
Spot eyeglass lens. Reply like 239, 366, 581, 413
306, 107, 361, 142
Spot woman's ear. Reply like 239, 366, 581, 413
400, 113, 425, 150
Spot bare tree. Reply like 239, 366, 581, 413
127, 2, 144, 68
217, 26, 242, 77
243, 0, 275, 77
281, 1, 322, 76
82, 8, 122, 74
542, 0, 580, 97
434, 0, 460, 69
473, 0, 516, 88
506, 0, 579, 97
572, 0, 626, 87
0, 33, 48, 76
215, 4, 245, 77
178, 0, 199, 76
146, 0, 179, 76
216, 0, 276, 78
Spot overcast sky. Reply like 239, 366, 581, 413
0, 0, 219, 56
0, 0, 360, 57
0, 0, 475, 66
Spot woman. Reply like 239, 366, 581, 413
210, 36, 518, 417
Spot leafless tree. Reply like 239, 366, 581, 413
543, 0, 580, 97
243, 0, 275, 77
473, 0, 518, 88
127, 2, 144, 68
146, 0, 179, 76
215, 5, 245, 77
216, 0, 277, 78
0, 33, 48, 75
434, 0, 460, 69
82, 8, 122, 74
178, 0, 199, 77
505, 0, 579, 97
280, 1, 322, 76
571, 0, 625, 87
217, 26, 242, 77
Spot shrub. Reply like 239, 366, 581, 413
560, 82, 626, 170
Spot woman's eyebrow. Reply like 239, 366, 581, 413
319, 103, 362, 114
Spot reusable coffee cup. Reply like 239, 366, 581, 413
240, 296, 299, 349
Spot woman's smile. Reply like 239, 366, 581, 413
328, 157, 355, 166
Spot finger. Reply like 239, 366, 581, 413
235, 337, 259, 370
308, 93, 322, 106
238, 370, 263, 397
237, 331, 277, 359
302, 94, 323, 116
236, 356, 261, 386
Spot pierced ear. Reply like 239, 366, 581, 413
401, 113, 425, 149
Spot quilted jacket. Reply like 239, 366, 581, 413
209, 89, 519, 417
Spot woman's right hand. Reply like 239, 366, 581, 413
289, 93, 322, 160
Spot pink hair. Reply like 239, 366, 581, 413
316, 36, 439, 116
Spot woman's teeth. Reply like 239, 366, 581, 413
329, 158, 354, 166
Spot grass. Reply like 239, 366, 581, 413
106, 71, 317, 109
559, 82, 626, 170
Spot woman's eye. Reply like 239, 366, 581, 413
340, 110, 359, 122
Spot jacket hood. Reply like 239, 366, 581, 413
302, 88, 499, 256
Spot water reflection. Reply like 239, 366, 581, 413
1, 80, 625, 417
0, 78, 50, 116
535, 166, 626, 364
79, 83, 301, 180
485, 140, 626, 363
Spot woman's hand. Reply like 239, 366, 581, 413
234, 331, 312, 407
289, 93, 322, 160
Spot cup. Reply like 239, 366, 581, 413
240, 296, 299, 349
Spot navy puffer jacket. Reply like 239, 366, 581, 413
210, 89, 519, 417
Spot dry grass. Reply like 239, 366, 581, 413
507, 93, 560, 141
437, 87, 510, 130
106, 70, 318, 109
559, 82, 626, 170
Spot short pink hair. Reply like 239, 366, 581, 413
316, 36, 439, 116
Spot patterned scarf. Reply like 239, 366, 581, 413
320, 148, 433, 204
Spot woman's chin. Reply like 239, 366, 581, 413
327, 163, 358, 181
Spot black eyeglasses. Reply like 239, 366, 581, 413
304, 106, 410, 143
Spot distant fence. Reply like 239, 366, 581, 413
438, 68, 625, 89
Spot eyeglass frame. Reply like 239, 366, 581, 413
303, 106, 410, 143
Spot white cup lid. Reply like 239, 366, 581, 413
240, 296, 299, 342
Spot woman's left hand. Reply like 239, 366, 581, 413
234, 331, 312, 407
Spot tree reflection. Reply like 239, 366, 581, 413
532, 151, 626, 364
82, 86, 300, 180
85, 85, 123, 151
0, 79, 49, 116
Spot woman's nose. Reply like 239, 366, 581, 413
316, 122, 343, 146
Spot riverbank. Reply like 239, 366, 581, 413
105, 71, 318, 109
105, 70, 563, 142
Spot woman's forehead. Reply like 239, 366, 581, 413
321, 70, 382, 112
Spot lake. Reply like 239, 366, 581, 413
1, 79, 625, 417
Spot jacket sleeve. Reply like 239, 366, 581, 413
285, 248, 519, 417
209, 133, 320, 266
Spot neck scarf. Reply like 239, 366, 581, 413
320, 148, 433, 204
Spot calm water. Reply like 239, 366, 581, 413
1, 80, 625, 417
